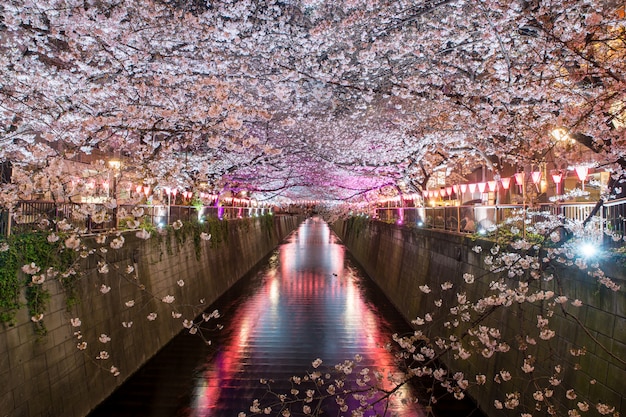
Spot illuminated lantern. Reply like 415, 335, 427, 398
552, 172, 563, 194
514, 172, 525, 185
575, 166, 589, 190
575, 166, 589, 182
460, 184, 468, 193
531, 171, 542, 184
135, 185, 143, 194
446, 186, 453, 196
143, 186, 151, 197
468, 183, 477, 193
487, 181, 497, 192
477, 182, 487, 193
453, 184, 460, 194
500, 177, 512, 190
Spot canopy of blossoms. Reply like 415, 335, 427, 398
1, 0, 624, 205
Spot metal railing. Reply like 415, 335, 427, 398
2, 198, 625, 241
1, 201, 273, 237
375, 198, 626, 242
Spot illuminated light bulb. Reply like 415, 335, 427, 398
579, 242, 597, 258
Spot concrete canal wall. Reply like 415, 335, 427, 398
0, 215, 302, 417
333, 218, 625, 417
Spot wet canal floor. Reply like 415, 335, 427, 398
89, 217, 484, 417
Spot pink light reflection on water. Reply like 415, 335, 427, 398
189, 217, 426, 416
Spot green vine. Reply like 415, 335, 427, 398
191, 222, 203, 260
0, 239, 21, 325
0, 215, 266, 334
347, 215, 368, 238
0, 233, 77, 334
260, 213, 274, 236
206, 216, 228, 248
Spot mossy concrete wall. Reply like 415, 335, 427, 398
0, 215, 302, 417
333, 219, 625, 416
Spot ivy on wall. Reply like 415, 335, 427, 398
0, 214, 275, 334
0, 233, 77, 334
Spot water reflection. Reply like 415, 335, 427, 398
91, 218, 433, 416
185, 217, 424, 416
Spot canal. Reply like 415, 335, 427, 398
89, 217, 483, 417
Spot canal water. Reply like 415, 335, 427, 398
89, 217, 482, 417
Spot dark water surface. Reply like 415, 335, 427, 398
89, 218, 481, 417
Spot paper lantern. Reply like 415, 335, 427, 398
460, 184, 468, 193
575, 166, 589, 182
552, 173, 563, 194
468, 183, 477, 193
531, 171, 542, 184
514, 172, 525, 185
575, 166, 589, 190
477, 182, 487, 193
487, 181, 497, 192
500, 177, 512, 190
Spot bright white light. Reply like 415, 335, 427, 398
417, 221, 424, 227
579, 243, 597, 257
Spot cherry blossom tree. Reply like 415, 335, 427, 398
0, 1, 624, 416
1, 0, 623, 204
